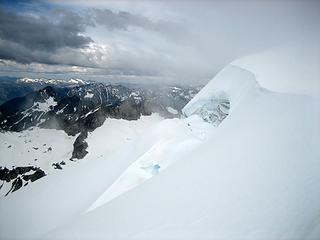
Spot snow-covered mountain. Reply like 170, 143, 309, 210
0, 77, 88, 105
0, 83, 199, 134
0, 83, 200, 197
18, 77, 86, 85
0, 45, 319, 240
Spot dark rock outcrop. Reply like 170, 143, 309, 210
71, 131, 89, 160
0, 166, 46, 196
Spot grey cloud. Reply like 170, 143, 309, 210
1, 1, 319, 85
0, 38, 100, 68
92, 9, 184, 38
0, 6, 182, 69
0, 8, 93, 64
93, 9, 150, 31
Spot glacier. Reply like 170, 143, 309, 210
0, 46, 320, 240
182, 64, 261, 125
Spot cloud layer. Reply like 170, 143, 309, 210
0, 0, 320, 84
0, 8, 95, 65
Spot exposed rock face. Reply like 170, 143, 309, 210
0, 86, 57, 132
0, 166, 46, 196
0, 83, 201, 136
71, 131, 89, 160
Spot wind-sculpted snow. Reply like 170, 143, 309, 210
86, 115, 211, 212
232, 44, 320, 97
183, 65, 261, 125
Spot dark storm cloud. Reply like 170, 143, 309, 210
0, 38, 98, 67
0, 8, 93, 64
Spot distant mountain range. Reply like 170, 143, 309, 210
0, 77, 87, 105
17, 77, 87, 85
0, 78, 201, 196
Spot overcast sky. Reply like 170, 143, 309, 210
0, 0, 319, 84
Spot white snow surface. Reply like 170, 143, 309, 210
84, 92, 94, 98
0, 128, 78, 197
0, 128, 76, 172
34, 97, 57, 112
68, 78, 85, 84
1, 46, 320, 240
166, 106, 178, 114
232, 43, 320, 97
86, 114, 211, 212
18, 77, 86, 85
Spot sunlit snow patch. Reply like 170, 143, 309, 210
166, 106, 178, 115
33, 97, 57, 112
84, 92, 94, 98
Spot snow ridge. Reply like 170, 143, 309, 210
183, 64, 261, 121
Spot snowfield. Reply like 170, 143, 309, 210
0, 128, 77, 197
0, 46, 319, 240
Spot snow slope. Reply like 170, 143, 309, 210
1, 46, 319, 240
232, 43, 320, 97
43, 56, 319, 239
0, 114, 174, 239
86, 114, 211, 212
84, 114, 164, 163
0, 128, 75, 171
0, 114, 213, 240
0, 128, 77, 197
